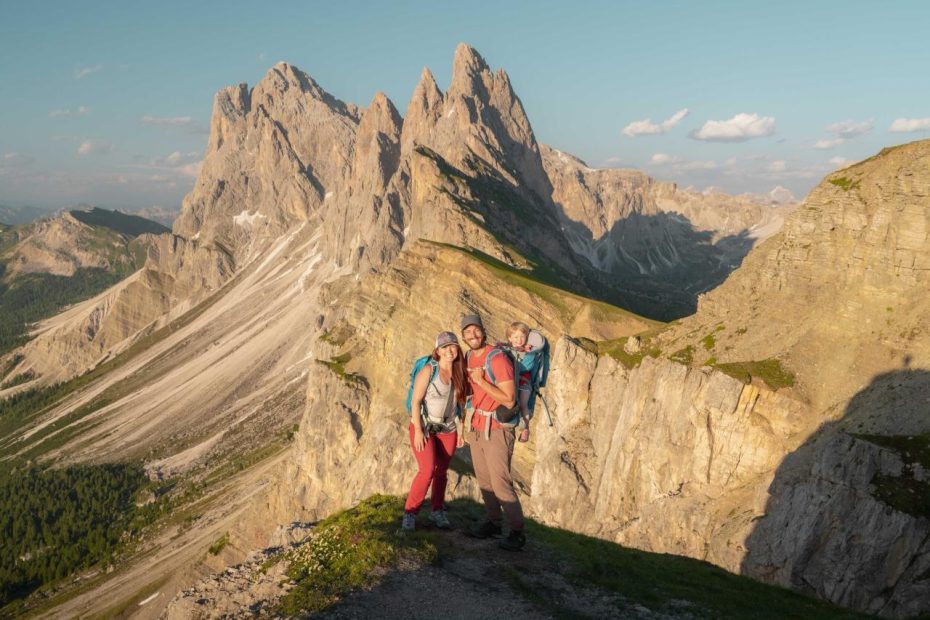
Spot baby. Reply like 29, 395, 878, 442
506, 321, 533, 443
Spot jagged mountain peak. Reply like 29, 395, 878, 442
449, 42, 491, 92
256, 61, 323, 98
364, 91, 401, 127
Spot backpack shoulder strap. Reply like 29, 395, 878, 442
485, 347, 515, 385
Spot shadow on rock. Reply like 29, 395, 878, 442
557, 210, 756, 320
742, 362, 930, 618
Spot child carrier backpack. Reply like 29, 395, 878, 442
522, 329, 550, 416
500, 329, 551, 418
466, 346, 522, 431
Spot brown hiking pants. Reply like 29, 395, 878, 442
468, 426, 524, 531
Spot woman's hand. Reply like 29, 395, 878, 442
413, 427, 427, 452
456, 433, 466, 448
518, 428, 530, 443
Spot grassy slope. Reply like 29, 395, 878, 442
425, 240, 662, 331
278, 495, 867, 619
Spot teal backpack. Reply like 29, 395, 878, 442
405, 355, 438, 415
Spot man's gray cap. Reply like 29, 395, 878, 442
460, 314, 484, 332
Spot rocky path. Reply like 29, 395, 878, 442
319, 528, 683, 620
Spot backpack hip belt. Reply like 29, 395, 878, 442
474, 407, 509, 440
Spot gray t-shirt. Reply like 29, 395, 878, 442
422, 371, 458, 433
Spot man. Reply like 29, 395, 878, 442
460, 314, 526, 551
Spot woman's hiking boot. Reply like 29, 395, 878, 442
428, 509, 452, 529
401, 512, 416, 532
499, 529, 526, 551
467, 520, 502, 539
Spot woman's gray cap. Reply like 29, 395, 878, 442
460, 314, 484, 332
436, 331, 459, 348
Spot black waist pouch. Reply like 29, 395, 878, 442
494, 403, 521, 425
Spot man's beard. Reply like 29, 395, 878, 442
465, 336, 486, 351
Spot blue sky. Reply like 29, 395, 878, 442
2, 0, 930, 211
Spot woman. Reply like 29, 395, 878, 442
402, 331, 469, 531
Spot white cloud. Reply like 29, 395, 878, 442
680, 159, 718, 170
623, 108, 689, 137
75, 64, 102, 79
814, 138, 845, 149
689, 113, 775, 142
829, 156, 855, 168
161, 150, 199, 166
77, 140, 114, 156
142, 115, 194, 126
649, 153, 681, 165
889, 117, 930, 133
826, 119, 873, 138
126, 150, 203, 178
1, 152, 36, 168
49, 106, 90, 118
766, 160, 787, 173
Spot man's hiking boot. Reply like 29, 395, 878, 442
401, 512, 416, 532
467, 520, 502, 539
499, 529, 526, 551
428, 509, 452, 530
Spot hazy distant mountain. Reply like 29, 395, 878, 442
0, 204, 57, 225
125, 205, 180, 227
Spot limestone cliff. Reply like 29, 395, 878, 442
527, 141, 930, 616
531, 339, 929, 617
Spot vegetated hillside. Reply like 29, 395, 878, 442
0, 464, 155, 612
0, 209, 163, 362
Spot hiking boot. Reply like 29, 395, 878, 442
467, 520, 502, 539
401, 512, 416, 532
499, 529, 526, 551
428, 509, 452, 530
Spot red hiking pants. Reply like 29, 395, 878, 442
404, 424, 458, 513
